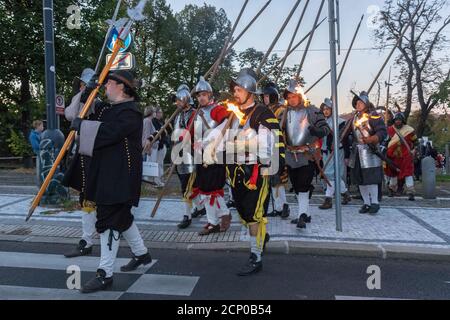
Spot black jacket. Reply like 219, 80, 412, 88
85, 100, 143, 207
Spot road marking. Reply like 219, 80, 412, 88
0, 251, 156, 274
126, 274, 199, 296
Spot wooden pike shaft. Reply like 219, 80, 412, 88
296, 0, 326, 79
257, 17, 326, 85
256, 0, 302, 75
385, 66, 392, 125
337, 14, 364, 84
27, 37, 125, 221
205, 0, 272, 79
305, 63, 339, 94
276, 0, 311, 82
367, 1, 425, 94
209, 0, 249, 82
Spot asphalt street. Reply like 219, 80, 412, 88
0, 240, 449, 300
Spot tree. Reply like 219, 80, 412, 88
0, 0, 116, 155
236, 48, 302, 93
374, 0, 450, 137
175, 4, 232, 90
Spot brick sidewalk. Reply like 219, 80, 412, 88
1, 194, 449, 252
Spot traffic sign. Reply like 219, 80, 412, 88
107, 27, 132, 53
55, 95, 65, 116
106, 52, 135, 70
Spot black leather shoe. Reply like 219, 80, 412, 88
267, 210, 281, 217
237, 254, 262, 276
280, 204, 290, 219
359, 205, 371, 214
297, 214, 307, 229
226, 200, 235, 209
408, 193, 415, 201
341, 192, 352, 205
192, 208, 206, 218
64, 240, 92, 258
291, 218, 298, 224
120, 252, 152, 272
177, 215, 192, 229
80, 269, 113, 294
369, 204, 380, 215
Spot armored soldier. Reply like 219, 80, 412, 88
283, 79, 331, 229
171, 84, 206, 229
226, 69, 286, 275
345, 91, 387, 215
319, 98, 352, 210
384, 112, 418, 201
191, 77, 231, 235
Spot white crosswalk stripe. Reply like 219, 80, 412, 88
0, 251, 200, 299
0, 251, 156, 274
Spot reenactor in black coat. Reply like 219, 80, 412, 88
70, 70, 152, 293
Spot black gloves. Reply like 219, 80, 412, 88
308, 125, 326, 138
70, 117, 83, 132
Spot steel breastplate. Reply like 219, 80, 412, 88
228, 109, 258, 164
173, 109, 195, 174
353, 115, 382, 169
195, 104, 218, 135
286, 108, 315, 147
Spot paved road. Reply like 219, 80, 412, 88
0, 241, 449, 300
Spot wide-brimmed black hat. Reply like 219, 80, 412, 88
106, 70, 141, 97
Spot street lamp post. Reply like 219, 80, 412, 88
328, 0, 342, 232
41, 0, 66, 204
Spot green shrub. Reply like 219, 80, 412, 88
7, 129, 34, 157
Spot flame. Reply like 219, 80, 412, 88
223, 100, 246, 125
354, 112, 370, 128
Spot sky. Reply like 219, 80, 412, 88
165, 0, 450, 114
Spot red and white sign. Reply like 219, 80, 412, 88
56, 95, 65, 116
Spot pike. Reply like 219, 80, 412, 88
256, 0, 302, 75
209, 0, 249, 83
95, 0, 123, 74
275, 0, 311, 82
305, 13, 364, 93
204, 0, 272, 79
26, 0, 149, 222
296, 0, 326, 79
337, 14, 364, 84
257, 17, 326, 85
149, 0, 251, 151
305, 63, 339, 94
385, 66, 393, 125
367, 0, 425, 94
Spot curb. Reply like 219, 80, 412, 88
1, 234, 449, 262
